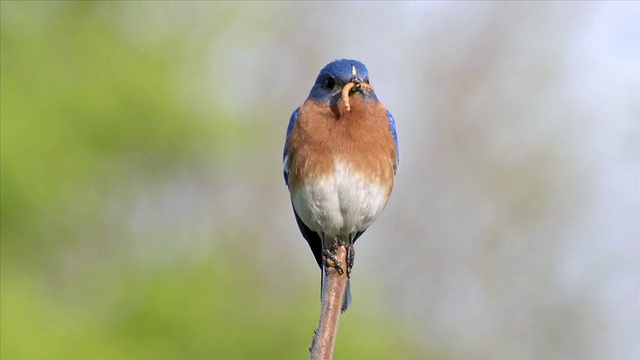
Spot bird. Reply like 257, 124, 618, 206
283, 59, 399, 312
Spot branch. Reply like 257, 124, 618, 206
309, 244, 348, 360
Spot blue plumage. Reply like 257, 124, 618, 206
308, 59, 378, 104
283, 107, 299, 186
386, 110, 400, 173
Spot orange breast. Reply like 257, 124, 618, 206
286, 96, 397, 195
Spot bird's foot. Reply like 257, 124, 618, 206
322, 237, 347, 276
322, 248, 345, 276
346, 243, 355, 278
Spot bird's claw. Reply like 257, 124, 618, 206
346, 243, 355, 278
322, 248, 345, 275
322, 237, 356, 277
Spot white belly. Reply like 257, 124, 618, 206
291, 161, 389, 238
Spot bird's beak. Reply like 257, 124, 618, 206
348, 77, 365, 93
341, 77, 374, 112
341, 77, 371, 97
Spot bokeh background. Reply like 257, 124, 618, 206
2, 1, 638, 359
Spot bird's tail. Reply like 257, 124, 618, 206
341, 279, 352, 312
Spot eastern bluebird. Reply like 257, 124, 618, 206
283, 59, 399, 312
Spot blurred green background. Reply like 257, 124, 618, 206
2, 2, 638, 359
1, 2, 429, 359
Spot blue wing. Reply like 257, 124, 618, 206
283, 108, 300, 186
386, 110, 399, 174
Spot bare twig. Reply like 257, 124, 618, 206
309, 245, 348, 360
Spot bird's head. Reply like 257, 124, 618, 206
308, 59, 378, 108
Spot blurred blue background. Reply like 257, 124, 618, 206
2, 2, 638, 359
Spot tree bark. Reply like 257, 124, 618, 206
309, 245, 348, 360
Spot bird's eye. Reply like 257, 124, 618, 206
364, 78, 370, 84
324, 76, 335, 89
